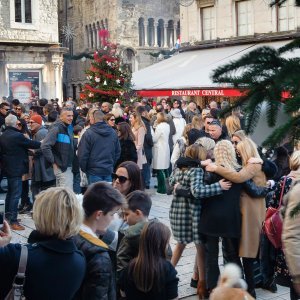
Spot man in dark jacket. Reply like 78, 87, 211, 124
208, 120, 229, 143
30, 115, 55, 203
0, 102, 10, 127
0, 114, 40, 230
41, 107, 74, 189
136, 106, 153, 189
78, 110, 120, 184
74, 182, 124, 300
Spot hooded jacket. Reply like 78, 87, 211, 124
78, 121, 120, 176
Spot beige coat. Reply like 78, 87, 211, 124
215, 163, 266, 258
282, 182, 300, 278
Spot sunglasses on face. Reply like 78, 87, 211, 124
232, 141, 239, 146
29, 121, 36, 124
16, 123, 22, 127
109, 118, 115, 121
16, 108, 22, 111
112, 173, 129, 184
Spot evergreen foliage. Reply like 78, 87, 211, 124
212, 42, 300, 147
80, 43, 133, 104
269, 0, 300, 6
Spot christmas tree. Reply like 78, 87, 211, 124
80, 42, 132, 104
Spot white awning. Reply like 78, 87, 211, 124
132, 40, 298, 91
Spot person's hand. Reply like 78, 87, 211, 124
201, 159, 212, 167
205, 163, 217, 172
248, 157, 263, 164
174, 182, 179, 192
53, 163, 58, 171
219, 179, 232, 190
0, 220, 12, 247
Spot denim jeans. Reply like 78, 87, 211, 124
88, 174, 112, 185
73, 172, 81, 194
142, 162, 151, 188
5, 177, 22, 224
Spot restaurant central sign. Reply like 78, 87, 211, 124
137, 89, 244, 97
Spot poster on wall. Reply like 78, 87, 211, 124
9, 71, 40, 103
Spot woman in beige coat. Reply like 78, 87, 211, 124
206, 138, 267, 298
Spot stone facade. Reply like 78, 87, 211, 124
181, 0, 300, 44
0, 0, 66, 103
59, 0, 180, 99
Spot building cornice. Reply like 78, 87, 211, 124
0, 44, 68, 54
180, 31, 300, 52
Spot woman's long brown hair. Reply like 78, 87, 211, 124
129, 221, 171, 292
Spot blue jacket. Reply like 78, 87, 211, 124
78, 122, 120, 176
0, 126, 40, 177
41, 120, 74, 172
0, 239, 86, 300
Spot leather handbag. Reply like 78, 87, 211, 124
5, 245, 28, 300
262, 176, 287, 249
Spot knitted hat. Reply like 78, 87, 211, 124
30, 115, 42, 125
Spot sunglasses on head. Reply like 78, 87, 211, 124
112, 173, 129, 184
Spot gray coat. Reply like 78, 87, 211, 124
32, 126, 55, 182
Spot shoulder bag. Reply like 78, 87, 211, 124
5, 245, 28, 300
262, 176, 287, 249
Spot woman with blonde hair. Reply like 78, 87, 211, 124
225, 115, 241, 137
153, 112, 170, 194
0, 187, 86, 299
129, 112, 147, 170
188, 115, 205, 145
206, 138, 267, 298
199, 140, 243, 294
169, 143, 231, 298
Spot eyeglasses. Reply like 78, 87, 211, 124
16, 108, 22, 111
112, 173, 129, 184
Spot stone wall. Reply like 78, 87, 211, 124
0, 0, 59, 44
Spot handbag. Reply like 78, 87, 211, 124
5, 245, 28, 300
262, 176, 287, 249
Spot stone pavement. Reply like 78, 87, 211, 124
3, 187, 290, 299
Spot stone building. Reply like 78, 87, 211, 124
58, 0, 180, 100
0, 0, 66, 103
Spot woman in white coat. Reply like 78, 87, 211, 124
171, 108, 186, 145
153, 112, 170, 194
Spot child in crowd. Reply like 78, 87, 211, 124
119, 221, 179, 300
116, 190, 152, 281
74, 182, 124, 300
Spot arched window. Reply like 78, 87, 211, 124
167, 20, 174, 47
148, 18, 154, 47
122, 48, 135, 73
138, 17, 145, 46
85, 25, 90, 48
157, 19, 164, 47
89, 24, 94, 48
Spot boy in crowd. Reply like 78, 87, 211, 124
116, 191, 152, 280
74, 182, 124, 300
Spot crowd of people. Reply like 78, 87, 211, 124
0, 96, 299, 300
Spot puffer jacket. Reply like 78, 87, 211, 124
74, 230, 116, 300
77, 121, 120, 176
41, 120, 74, 172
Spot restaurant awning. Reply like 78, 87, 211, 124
132, 40, 298, 96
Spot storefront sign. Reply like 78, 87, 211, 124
137, 89, 244, 97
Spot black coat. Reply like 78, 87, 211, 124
0, 126, 40, 177
74, 230, 116, 300
141, 116, 153, 163
115, 138, 137, 168
0, 239, 86, 300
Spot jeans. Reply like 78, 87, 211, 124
88, 174, 112, 185
73, 172, 81, 194
142, 162, 151, 188
5, 177, 22, 224
54, 167, 73, 189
